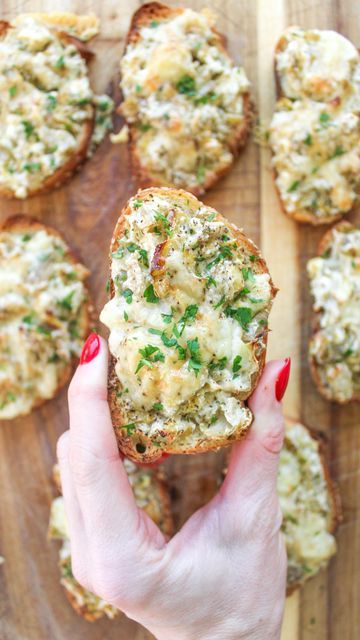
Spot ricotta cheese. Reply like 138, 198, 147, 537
270, 28, 360, 221
100, 190, 274, 451
0, 225, 89, 419
307, 225, 360, 402
120, 8, 250, 191
279, 422, 337, 589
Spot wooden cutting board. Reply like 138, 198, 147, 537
0, 1, 359, 639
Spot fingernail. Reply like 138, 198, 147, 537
80, 333, 100, 365
275, 358, 291, 401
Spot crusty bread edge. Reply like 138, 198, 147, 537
271, 27, 356, 226
0, 21, 95, 200
106, 187, 277, 464
122, 2, 253, 196
0, 215, 94, 418
308, 221, 360, 404
284, 417, 342, 595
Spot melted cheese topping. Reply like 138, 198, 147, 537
307, 226, 360, 402
276, 28, 360, 102
48, 460, 168, 619
0, 16, 113, 198
278, 423, 336, 587
0, 227, 89, 419
120, 8, 250, 191
270, 28, 360, 221
100, 190, 273, 449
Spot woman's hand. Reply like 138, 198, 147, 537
57, 334, 290, 640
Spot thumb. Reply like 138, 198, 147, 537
221, 358, 290, 503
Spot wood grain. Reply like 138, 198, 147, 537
0, 1, 359, 639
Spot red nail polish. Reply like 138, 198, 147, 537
80, 333, 100, 365
275, 358, 291, 401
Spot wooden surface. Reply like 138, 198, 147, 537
0, 1, 359, 639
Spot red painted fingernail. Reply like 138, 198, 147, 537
275, 358, 291, 401
80, 333, 100, 365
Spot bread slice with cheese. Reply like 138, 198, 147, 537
48, 461, 173, 621
307, 221, 360, 403
118, 2, 252, 195
100, 187, 276, 464
269, 27, 360, 225
0, 13, 113, 199
0, 216, 92, 419
279, 419, 340, 594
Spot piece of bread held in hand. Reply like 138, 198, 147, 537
307, 221, 360, 403
118, 2, 252, 195
279, 419, 341, 594
269, 27, 360, 225
0, 215, 92, 420
100, 187, 276, 464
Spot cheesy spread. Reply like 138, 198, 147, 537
48, 460, 169, 620
100, 190, 273, 451
307, 225, 360, 402
279, 422, 337, 588
270, 28, 360, 221
0, 16, 113, 198
120, 8, 250, 191
0, 226, 89, 419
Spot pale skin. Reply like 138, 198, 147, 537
57, 337, 288, 639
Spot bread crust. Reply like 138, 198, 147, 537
284, 417, 342, 595
0, 215, 93, 417
106, 187, 276, 464
271, 28, 359, 225
122, 2, 252, 195
0, 19, 95, 199
308, 221, 360, 404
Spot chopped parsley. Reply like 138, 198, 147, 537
122, 423, 136, 434
213, 295, 225, 310
22, 313, 35, 325
0, 392, 16, 410
132, 198, 143, 209
206, 276, 217, 288
36, 325, 51, 336
197, 162, 206, 184
206, 245, 233, 270
343, 348, 353, 358
207, 213, 216, 222
242, 267, 255, 282
124, 310, 129, 321
139, 122, 152, 132
187, 337, 202, 375
232, 355, 242, 377
176, 75, 196, 96
304, 133, 312, 146
176, 304, 198, 335
176, 344, 187, 360
161, 333, 177, 348
209, 356, 227, 371
194, 91, 218, 105
249, 254, 258, 262
136, 344, 165, 373
150, 20, 158, 27
144, 284, 159, 303
55, 56, 65, 69
8, 85, 17, 97
330, 146, 345, 159
46, 94, 57, 112
319, 112, 330, 126
22, 234, 32, 242
122, 288, 133, 304
225, 306, 252, 331
22, 120, 35, 139
287, 180, 300, 193
154, 212, 173, 236
161, 313, 173, 324
23, 162, 41, 173
152, 402, 163, 411
58, 291, 75, 311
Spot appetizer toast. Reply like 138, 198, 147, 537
119, 2, 251, 195
0, 13, 113, 198
307, 222, 360, 403
269, 27, 360, 225
101, 187, 276, 463
0, 216, 92, 419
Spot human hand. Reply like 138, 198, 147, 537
57, 333, 290, 640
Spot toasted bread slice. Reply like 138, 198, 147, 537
269, 27, 360, 225
307, 221, 360, 403
0, 215, 93, 419
48, 461, 173, 621
0, 14, 103, 199
280, 418, 341, 595
119, 2, 252, 195
100, 187, 276, 463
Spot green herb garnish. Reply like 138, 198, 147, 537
176, 75, 196, 96
187, 338, 201, 376
154, 212, 173, 236
136, 344, 165, 373
144, 284, 159, 303
58, 291, 75, 311
209, 356, 227, 371
232, 355, 242, 377
122, 288, 133, 304
287, 180, 300, 193
152, 402, 163, 411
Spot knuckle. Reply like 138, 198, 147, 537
68, 443, 100, 488
68, 379, 107, 404
259, 417, 284, 455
